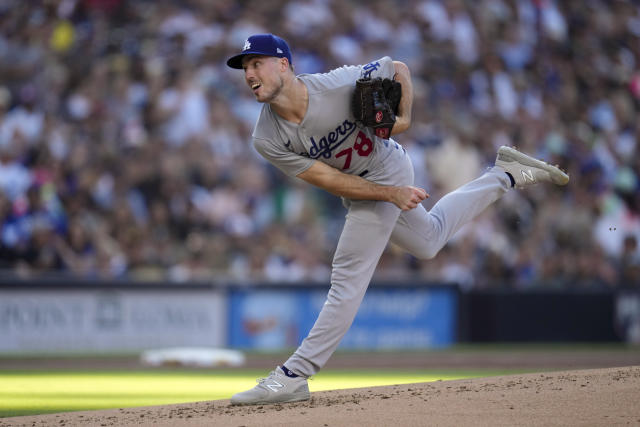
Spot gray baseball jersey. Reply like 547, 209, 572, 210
252, 56, 405, 184
249, 57, 511, 377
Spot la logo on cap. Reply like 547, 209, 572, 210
243, 40, 251, 51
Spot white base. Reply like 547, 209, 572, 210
140, 347, 246, 367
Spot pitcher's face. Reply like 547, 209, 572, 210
242, 55, 286, 103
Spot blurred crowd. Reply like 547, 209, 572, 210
0, 0, 639, 289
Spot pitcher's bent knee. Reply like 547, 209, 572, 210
413, 243, 443, 260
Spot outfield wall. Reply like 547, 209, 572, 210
0, 280, 458, 354
0, 283, 226, 353
228, 285, 457, 350
0, 280, 636, 354
459, 289, 622, 342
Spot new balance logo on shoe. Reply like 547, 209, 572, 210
266, 380, 284, 392
230, 366, 311, 405
495, 146, 569, 188
521, 169, 535, 183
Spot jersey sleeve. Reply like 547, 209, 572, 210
358, 56, 396, 80
308, 56, 396, 90
253, 137, 315, 178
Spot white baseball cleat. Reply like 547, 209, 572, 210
495, 146, 569, 188
230, 366, 310, 405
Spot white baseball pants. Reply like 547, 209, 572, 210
285, 150, 510, 377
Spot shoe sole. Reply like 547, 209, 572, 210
230, 395, 310, 406
498, 146, 569, 185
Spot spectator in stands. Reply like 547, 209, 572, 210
0, 0, 637, 289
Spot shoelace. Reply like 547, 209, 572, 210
256, 371, 277, 384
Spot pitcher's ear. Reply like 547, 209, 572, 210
280, 57, 292, 71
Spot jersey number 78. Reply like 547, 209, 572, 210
335, 131, 373, 169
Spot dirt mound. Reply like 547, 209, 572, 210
2, 366, 639, 426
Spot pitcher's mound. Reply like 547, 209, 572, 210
2, 366, 639, 426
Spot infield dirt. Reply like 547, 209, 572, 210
1, 365, 639, 426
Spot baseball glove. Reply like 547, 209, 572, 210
351, 77, 402, 139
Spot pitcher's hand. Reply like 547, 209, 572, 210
390, 186, 429, 210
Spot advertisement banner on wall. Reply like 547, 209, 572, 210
0, 289, 226, 353
228, 286, 457, 350
616, 290, 640, 344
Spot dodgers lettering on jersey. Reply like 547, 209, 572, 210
252, 56, 401, 181
308, 120, 357, 159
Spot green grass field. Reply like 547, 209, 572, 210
0, 368, 529, 418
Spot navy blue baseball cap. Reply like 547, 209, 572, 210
226, 34, 292, 69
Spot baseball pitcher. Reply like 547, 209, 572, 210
226, 34, 569, 405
